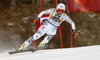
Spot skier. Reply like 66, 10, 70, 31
18, 3, 77, 51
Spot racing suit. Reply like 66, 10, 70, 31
19, 8, 76, 49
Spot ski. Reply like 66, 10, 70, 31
8, 45, 48, 55
8, 48, 34, 55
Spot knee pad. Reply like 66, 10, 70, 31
33, 33, 40, 40
34, 29, 44, 40
47, 34, 54, 41
44, 34, 54, 43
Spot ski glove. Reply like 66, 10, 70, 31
34, 17, 40, 24
72, 30, 77, 37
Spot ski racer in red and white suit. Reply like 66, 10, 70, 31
18, 3, 77, 50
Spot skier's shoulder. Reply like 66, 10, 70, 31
62, 13, 67, 17
43, 8, 55, 12
50, 8, 56, 12
63, 13, 70, 18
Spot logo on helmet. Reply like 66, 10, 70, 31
60, 6, 63, 8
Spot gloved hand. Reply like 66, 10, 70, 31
72, 30, 77, 37
34, 17, 40, 24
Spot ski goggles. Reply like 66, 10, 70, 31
57, 8, 64, 12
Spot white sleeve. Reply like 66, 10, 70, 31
37, 8, 53, 18
64, 14, 76, 30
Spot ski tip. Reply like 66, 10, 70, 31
8, 52, 14, 55
8, 48, 34, 55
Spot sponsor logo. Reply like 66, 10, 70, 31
42, 26, 45, 29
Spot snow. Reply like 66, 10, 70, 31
88, 13, 96, 18
0, 45, 100, 60
22, 16, 34, 23
22, 16, 34, 20
8, 23, 15, 26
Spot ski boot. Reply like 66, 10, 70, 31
17, 43, 27, 51
38, 40, 47, 48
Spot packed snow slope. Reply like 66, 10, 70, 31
0, 45, 100, 60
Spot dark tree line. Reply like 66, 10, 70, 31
0, 0, 37, 10
0, 0, 66, 10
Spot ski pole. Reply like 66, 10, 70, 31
77, 30, 84, 35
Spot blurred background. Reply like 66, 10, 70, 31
0, 0, 100, 53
